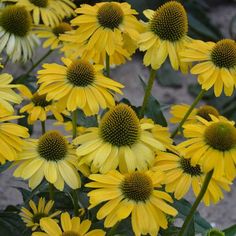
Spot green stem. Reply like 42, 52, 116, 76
26, 49, 53, 76
72, 190, 79, 216
139, 68, 157, 118
41, 121, 46, 135
49, 183, 54, 201
171, 89, 206, 138
107, 222, 120, 236
105, 53, 110, 77
177, 170, 213, 236
72, 110, 77, 139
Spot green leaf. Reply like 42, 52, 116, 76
139, 76, 167, 126
223, 224, 236, 236
183, 217, 195, 236
0, 162, 11, 173
174, 198, 212, 234
77, 109, 98, 127
0, 211, 31, 236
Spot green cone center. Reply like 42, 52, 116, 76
204, 122, 236, 151
150, 1, 188, 42
97, 2, 124, 29
100, 104, 140, 147
196, 105, 219, 121
121, 172, 153, 202
29, 0, 48, 8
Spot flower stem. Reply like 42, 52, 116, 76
107, 222, 120, 236
72, 110, 77, 139
171, 89, 206, 138
49, 183, 54, 201
139, 68, 157, 118
106, 53, 110, 77
177, 170, 213, 236
25, 49, 53, 76
41, 121, 46, 135
72, 190, 79, 216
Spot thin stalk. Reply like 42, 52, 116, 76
26, 49, 53, 76
171, 89, 206, 138
41, 121, 46, 135
72, 190, 79, 216
177, 170, 213, 236
72, 110, 77, 139
106, 53, 110, 77
49, 183, 54, 201
107, 222, 120, 236
139, 68, 157, 118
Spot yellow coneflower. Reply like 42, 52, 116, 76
170, 104, 220, 124
178, 115, 236, 181
14, 131, 83, 190
86, 170, 177, 236
20, 197, 60, 231
155, 151, 231, 206
139, 1, 191, 72
181, 39, 236, 96
5, 0, 76, 26
75, 104, 171, 173
20, 89, 68, 124
35, 22, 72, 49
0, 5, 39, 62
37, 57, 124, 115
33, 212, 105, 236
0, 114, 29, 164
61, 2, 143, 63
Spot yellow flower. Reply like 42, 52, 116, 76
54, 121, 86, 135
0, 73, 24, 115
60, 30, 132, 65
20, 197, 60, 231
62, 2, 143, 62
178, 115, 236, 181
0, 5, 39, 62
20, 89, 68, 124
86, 170, 177, 236
14, 131, 82, 190
181, 39, 236, 96
170, 104, 220, 124
0, 115, 29, 164
37, 57, 124, 115
75, 104, 171, 173
33, 212, 105, 236
6, 0, 76, 26
35, 22, 72, 49
139, 1, 191, 72
154, 151, 231, 206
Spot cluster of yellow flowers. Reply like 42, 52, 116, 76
0, 1, 235, 236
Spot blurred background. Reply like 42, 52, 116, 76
1, 0, 236, 230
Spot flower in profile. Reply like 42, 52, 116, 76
0, 73, 23, 115
139, 1, 191, 72
170, 104, 220, 124
14, 130, 82, 190
60, 31, 131, 66
20, 197, 60, 231
63, 2, 143, 61
75, 104, 169, 173
154, 151, 231, 206
178, 115, 236, 181
181, 39, 236, 96
0, 115, 29, 164
33, 212, 105, 236
0, 5, 39, 62
54, 121, 86, 135
20, 88, 68, 124
6, 0, 76, 26
37, 57, 124, 115
86, 170, 177, 236
35, 22, 72, 49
